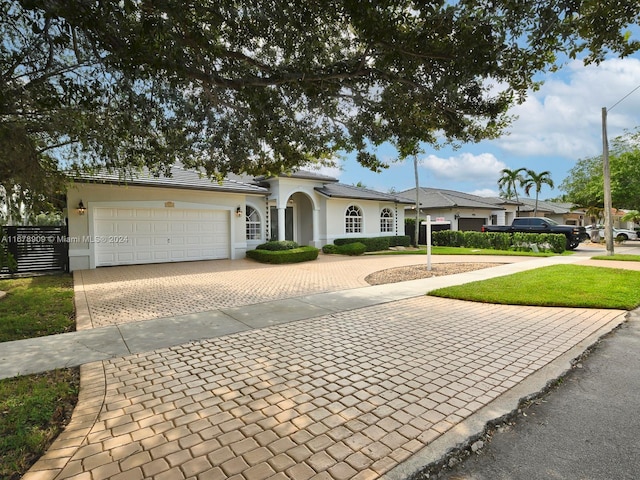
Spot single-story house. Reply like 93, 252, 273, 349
400, 187, 518, 231
400, 187, 588, 231
514, 199, 586, 225
66, 165, 413, 271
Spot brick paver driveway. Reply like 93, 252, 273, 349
74, 254, 525, 329
25, 255, 627, 480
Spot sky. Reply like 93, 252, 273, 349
325, 53, 640, 200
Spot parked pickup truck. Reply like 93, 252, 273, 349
481, 217, 588, 250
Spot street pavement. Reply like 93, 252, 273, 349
437, 309, 640, 480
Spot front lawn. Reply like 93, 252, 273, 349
0, 274, 78, 479
0, 275, 75, 342
429, 264, 640, 310
0, 370, 79, 479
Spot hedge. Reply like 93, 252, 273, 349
246, 246, 319, 264
255, 240, 300, 251
431, 231, 566, 253
322, 242, 367, 256
332, 235, 411, 252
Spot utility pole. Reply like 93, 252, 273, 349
601, 84, 640, 256
602, 107, 614, 256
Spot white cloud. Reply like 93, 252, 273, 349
420, 152, 506, 184
498, 58, 640, 159
470, 188, 499, 197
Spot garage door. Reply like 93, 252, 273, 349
458, 218, 487, 232
93, 207, 229, 267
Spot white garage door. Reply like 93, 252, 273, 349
93, 207, 230, 267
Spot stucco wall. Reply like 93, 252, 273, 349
324, 199, 406, 244
66, 182, 263, 270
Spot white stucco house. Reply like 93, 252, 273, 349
400, 187, 518, 231
401, 187, 588, 232
65, 165, 413, 271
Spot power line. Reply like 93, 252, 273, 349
608, 83, 640, 111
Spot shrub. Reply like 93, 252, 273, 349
431, 230, 566, 253
336, 242, 367, 256
255, 240, 299, 251
246, 246, 319, 264
512, 233, 566, 253
388, 235, 411, 247
322, 244, 338, 254
432, 230, 465, 247
0, 228, 17, 273
332, 236, 410, 252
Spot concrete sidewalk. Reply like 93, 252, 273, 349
6, 253, 632, 480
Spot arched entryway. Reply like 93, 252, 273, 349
270, 192, 315, 245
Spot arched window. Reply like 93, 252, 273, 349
380, 208, 394, 233
345, 205, 363, 233
246, 206, 262, 240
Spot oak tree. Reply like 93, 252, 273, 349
2, 0, 640, 208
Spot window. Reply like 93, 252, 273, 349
246, 206, 262, 240
380, 208, 394, 233
345, 205, 363, 233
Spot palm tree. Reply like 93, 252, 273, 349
497, 168, 526, 214
621, 210, 640, 225
522, 169, 554, 216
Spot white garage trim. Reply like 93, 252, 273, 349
88, 201, 236, 268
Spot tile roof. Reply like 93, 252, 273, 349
399, 188, 504, 210
517, 198, 572, 214
254, 169, 340, 183
72, 164, 269, 195
315, 183, 414, 203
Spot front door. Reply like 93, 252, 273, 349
270, 206, 294, 241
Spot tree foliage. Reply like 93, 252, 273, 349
560, 130, 640, 211
2, 0, 640, 200
522, 169, 554, 216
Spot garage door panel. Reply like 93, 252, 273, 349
94, 207, 230, 267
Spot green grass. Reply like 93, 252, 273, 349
0, 370, 79, 479
591, 254, 640, 262
429, 264, 640, 310
376, 246, 566, 256
0, 275, 75, 342
0, 274, 77, 479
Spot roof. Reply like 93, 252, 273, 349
486, 196, 522, 206
315, 183, 414, 204
399, 188, 504, 210
517, 198, 572, 214
72, 164, 268, 195
254, 169, 340, 183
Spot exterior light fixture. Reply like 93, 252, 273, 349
77, 201, 87, 216
235, 206, 243, 217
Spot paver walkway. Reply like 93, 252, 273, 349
16, 251, 635, 480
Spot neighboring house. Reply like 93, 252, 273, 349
400, 187, 515, 231
66, 165, 412, 271
514, 199, 586, 225
400, 187, 591, 231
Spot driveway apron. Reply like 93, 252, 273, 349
21, 254, 628, 480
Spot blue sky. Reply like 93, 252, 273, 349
326, 54, 640, 200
